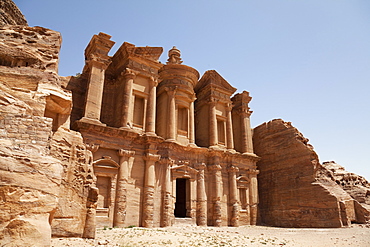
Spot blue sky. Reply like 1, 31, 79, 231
14, 0, 370, 180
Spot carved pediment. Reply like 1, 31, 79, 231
195, 70, 236, 95
93, 156, 119, 169
171, 163, 198, 177
237, 176, 250, 188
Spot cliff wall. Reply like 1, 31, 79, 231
253, 119, 355, 227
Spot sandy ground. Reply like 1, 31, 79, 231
51, 224, 370, 247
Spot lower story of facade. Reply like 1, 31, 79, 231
76, 121, 260, 228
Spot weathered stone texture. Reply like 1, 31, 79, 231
0, 25, 61, 73
49, 128, 95, 237
0, 113, 53, 152
322, 161, 370, 223
0, 21, 95, 245
253, 119, 355, 227
0, 0, 28, 26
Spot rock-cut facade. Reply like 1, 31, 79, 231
67, 33, 260, 229
1, 1, 369, 245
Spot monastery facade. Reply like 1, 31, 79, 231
68, 32, 260, 228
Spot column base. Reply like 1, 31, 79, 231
187, 143, 198, 148
144, 131, 157, 137
165, 138, 177, 143
209, 145, 221, 150
79, 117, 106, 126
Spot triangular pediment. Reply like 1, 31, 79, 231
195, 70, 236, 94
117, 42, 163, 62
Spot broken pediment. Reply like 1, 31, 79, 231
115, 42, 163, 62
195, 70, 236, 96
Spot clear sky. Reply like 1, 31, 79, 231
14, 0, 370, 180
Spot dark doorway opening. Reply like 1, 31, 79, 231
174, 178, 187, 217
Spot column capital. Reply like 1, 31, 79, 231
86, 56, 111, 70
246, 169, 260, 175
234, 107, 253, 117
227, 165, 239, 173
86, 143, 99, 153
225, 102, 233, 112
149, 76, 159, 87
165, 86, 177, 96
144, 153, 161, 162
191, 93, 197, 102
195, 163, 206, 170
207, 97, 219, 106
118, 149, 135, 157
122, 68, 137, 80
208, 164, 222, 172
160, 157, 175, 166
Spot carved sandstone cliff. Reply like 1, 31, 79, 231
0, 24, 96, 246
0, 0, 28, 26
253, 119, 359, 227
322, 161, 370, 223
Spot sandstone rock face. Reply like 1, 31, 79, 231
49, 128, 95, 237
322, 161, 370, 223
0, 0, 28, 26
0, 25, 61, 72
253, 119, 356, 227
0, 24, 95, 245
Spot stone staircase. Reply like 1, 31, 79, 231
173, 217, 197, 226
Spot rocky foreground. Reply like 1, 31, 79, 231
51, 225, 370, 247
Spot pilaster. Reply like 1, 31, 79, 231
247, 169, 259, 225
81, 33, 114, 126
161, 158, 174, 227
189, 95, 196, 146
226, 103, 234, 150
113, 149, 135, 227
195, 163, 207, 226
165, 86, 177, 141
208, 160, 222, 227
120, 68, 136, 128
145, 77, 158, 135
228, 165, 240, 226
142, 152, 161, 228
208, 98, 218, 147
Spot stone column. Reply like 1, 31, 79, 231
240, 111, 253, 153
228, 165, 239, 227
82, 187, 99, 239
209, 99, 218, 147
145, 77, 158, 135
142, 153, 160, 228
120, 69, 136, 128
82, 61, 110, 124
162, 158, 174, 227
248, 170, 259, 225
226, 103, 234, 150
209, 159, 222, 227
113, 149, 135, 227
81, 33, 114, 125
245, 114, 254, 153
166, 86, 177, 141
195, 163, 207, 226
189, 97, 196, 145
189, 178, 197, 221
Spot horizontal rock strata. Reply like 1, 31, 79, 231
253, 119, 356, 227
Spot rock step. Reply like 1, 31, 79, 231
173, 217, 196, 226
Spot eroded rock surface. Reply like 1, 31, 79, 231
0, 0, 28, 26
0, 25, 61, 72
0, 22, 94, 247
253, 119, 359, 227
322, 161, 370, 223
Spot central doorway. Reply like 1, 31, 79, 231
174, 178, 188, 217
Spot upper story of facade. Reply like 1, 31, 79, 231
68, 32, 254, 155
